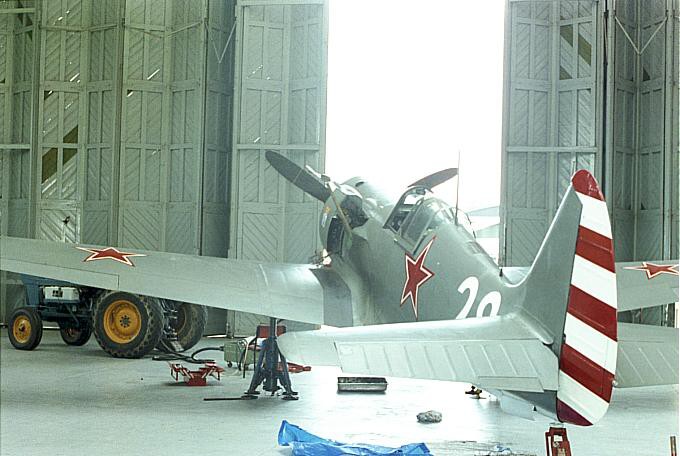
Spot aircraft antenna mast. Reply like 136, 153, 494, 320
454, 150, 461, 224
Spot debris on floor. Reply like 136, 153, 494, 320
416, 410, 442, 423
337, 376, 388, 393
278, 420, 431, 455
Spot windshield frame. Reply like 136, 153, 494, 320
385, 187, 457, 252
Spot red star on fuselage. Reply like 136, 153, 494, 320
624, 262, 679, 280
76, 246, 146, 267
400, 237, 436, 319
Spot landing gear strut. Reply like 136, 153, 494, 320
243, 318, 298, 400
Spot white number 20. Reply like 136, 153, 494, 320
454, 276, 502, 319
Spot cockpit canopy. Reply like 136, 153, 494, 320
385, 187, 473, 250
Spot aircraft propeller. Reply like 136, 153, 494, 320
266, 150, 459, 237
265, 150, 358, 236
265, 150, 332, 202
408, 168, 458, 190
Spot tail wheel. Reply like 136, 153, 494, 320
161, 302, 208, 352
8, 307, 43, 350
93, 291, 163, 358
59, 322, 92, 346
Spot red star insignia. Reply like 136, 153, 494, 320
400, 237, 436, 319
76, 246, 146, 267
624, 262, 679, 280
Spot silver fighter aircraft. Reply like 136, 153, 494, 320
1, 151, 677, 426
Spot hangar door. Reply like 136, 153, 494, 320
230, 0, 328, 264
609, 0, 678, 262
501, 0, 679, 268
501, 0, 604, 266
0, 0, 235, 256
227, 0, 327, 334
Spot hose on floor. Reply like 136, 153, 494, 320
152, 345, 224, 364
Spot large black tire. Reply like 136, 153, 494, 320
161, 302, 208, 352
8, 307, 43, 350
92, 291, 163, 358
59, 322, 92, 346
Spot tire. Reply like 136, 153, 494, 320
92, 291, 163, 359
59, 322, 92, 346
8, 307, 43, 350
161, 302, 208, 352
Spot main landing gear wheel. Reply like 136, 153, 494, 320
166, 302, 208, 352
93, 291, 163, 358
8, 307, 43, 350
59, 322, 92, 346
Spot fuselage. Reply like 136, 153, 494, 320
319, 177, 524, 326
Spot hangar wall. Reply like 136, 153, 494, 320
501, 0, 679, 265
0, 0, 328, 329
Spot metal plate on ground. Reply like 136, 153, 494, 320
337, 376, 388, 393
425, 441, 535, 455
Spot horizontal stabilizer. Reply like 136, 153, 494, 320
279, 315, 558, 393
615, 323, 679, 388
615, 260, 679, 312
504, 263, 678, 312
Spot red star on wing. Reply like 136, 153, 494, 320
624, 262, 679, 280
400, 237, 436, 320
76, 246, 146, 267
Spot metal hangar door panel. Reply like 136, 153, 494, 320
500, 0, 603, 266
230, 0, 328, 264
119, 0, 209, 254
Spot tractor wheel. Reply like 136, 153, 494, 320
92, 291, 163, 358
59, 322, 92, 346
160, 302, 208, 352
8, 307, 43, 350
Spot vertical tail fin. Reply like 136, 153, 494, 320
520, 170, 617, 426
556, 170, 617, 425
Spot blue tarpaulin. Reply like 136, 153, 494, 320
278, 420, 431, 456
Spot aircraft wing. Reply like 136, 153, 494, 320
279, 315, 560, 393
0, 236, 353, 326
503, 260, 679, 312
614, 322, 679, 388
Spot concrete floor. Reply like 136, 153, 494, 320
1, 329, 677, 456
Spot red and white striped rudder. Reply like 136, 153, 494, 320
556, 170, 617, 426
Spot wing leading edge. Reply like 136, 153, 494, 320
0, 236, 352, 326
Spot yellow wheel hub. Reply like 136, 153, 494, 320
12, 316, 32, 344
103, 300, 142, 344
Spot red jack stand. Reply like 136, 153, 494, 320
169, 362, 225, 386
545, 424, 572, 456
287, 363, 311, 374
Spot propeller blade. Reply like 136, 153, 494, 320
265, 150, 332, 202
409, 168, 458, 190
